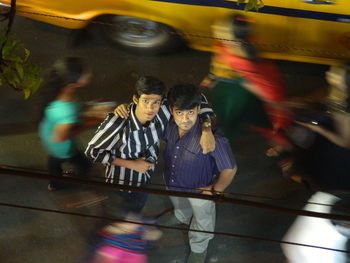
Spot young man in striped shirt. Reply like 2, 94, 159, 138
85, 76, 215, 214
161, 84, 237, 263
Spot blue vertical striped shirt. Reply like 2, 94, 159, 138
163, 119, 236, 192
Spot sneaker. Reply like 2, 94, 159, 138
157, 212, 186, 227
187, 250, 207, 263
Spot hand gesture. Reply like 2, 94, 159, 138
114, 104, 129, 119
197, 185, 213, 195
129, 158, 154, 173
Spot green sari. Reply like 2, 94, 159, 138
207, 78, 271, 143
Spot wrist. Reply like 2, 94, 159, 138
211, 185, 222, 195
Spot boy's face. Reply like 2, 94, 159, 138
171, 106, 199, 132
134, 94, 162, 124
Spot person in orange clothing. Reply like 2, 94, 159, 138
215, 14, 293, 155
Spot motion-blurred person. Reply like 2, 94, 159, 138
281, 64, 350, 263
279, 64, 350, 188
297, 64, 350, 149
85, 76, 215, 216
39, 57, 101, 191
85, 214, 162, 263
200, 16, 271, 143
157, 84, 237, 263
203, 14, 292, 155
282, 192, 350, 263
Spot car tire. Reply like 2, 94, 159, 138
99, 15, 185, 55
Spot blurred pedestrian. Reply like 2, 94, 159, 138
85, 76, 215, 216
281, 64, 350, 262
157, 84, 237, 263
85, 214, 162, 263
279, 64, 350, 187
296, 64, 350, 148
203, 14, 292, 154
282, 192, 350, 263
200, 16, 271, 143
39, 57, 101, 191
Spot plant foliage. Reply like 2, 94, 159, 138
237, 0, 265, 11
0, 0, 42, 99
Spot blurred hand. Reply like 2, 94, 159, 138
199, 77, 212, 88
197, 185, 213, 195
114, 104, 129, 119
129, 158, 154, 173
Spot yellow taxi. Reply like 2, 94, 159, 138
0, 0, 349, 64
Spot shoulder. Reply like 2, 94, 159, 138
212, 129, 232, 150
97, 112, 129, 132
50, 100, 79, 114
104, 112, 128, 125
47, 101, 80, 123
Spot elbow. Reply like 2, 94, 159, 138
232, 166, 238, 176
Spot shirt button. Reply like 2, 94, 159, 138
174, 156, 177, 158
172, 165, 175, 168
176, 146, 179, 149
171, 180, 174, 182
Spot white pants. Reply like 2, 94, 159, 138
170, 196, 216, 253
282, 191, 348, 263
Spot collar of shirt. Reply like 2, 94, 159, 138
168, 118, 202, 154
129, 103, 153, 132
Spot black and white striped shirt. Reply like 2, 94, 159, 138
85, 96, 213, 187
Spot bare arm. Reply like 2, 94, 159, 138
213, 167, 237, 192
198, 167, 237, 195
296, 112, 350, 149
112, 158, 154, 173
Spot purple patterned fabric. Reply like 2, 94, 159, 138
163, 119, 236, 193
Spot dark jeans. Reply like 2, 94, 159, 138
48, 152, 91, 188
115, 189, 148, 214
103, 187, 149, 218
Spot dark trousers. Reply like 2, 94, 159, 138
114, 189, 148, 214
48, 152, 91, 188
103, 186, 149, 217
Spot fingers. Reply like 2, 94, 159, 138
114, 107, 129, 119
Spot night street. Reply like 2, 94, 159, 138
0, 16, 333, 263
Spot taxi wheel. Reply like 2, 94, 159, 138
100, 15, 184, 54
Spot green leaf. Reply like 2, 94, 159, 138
0, 27, 42, 98
15, 62, 24, 79
236, 0, 264, 11
23, 88, 31, 99
24, 48, 30, 62
2, 65, 21, 88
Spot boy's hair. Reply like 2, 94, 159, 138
134, 76, 166, 99
167, 84, 201, 110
